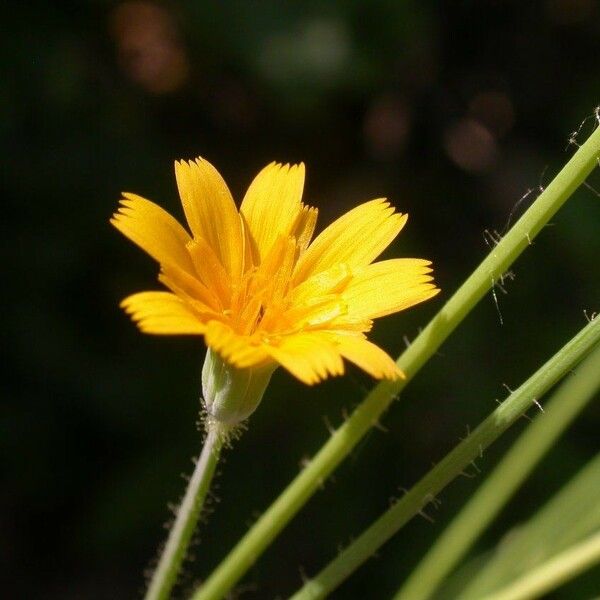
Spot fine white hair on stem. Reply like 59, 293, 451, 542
567, 105, 600, 149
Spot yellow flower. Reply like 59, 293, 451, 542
112, 158, 439, 387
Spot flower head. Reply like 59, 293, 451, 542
112, 158, 439, 387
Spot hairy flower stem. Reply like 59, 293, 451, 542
190, 123, 600, 600
144, 422, 227, 600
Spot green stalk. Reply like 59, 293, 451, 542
480, 530, 600, 600
394, 343, 600, 600
190, 124, 600, 600
289, 320, 600, 600
145, 424, 226, 600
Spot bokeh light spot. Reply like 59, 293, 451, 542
443, 118, 498, 173
363, 95, 412, 160
110, 1, 189, 95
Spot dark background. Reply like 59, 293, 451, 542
2, 1, 599, 598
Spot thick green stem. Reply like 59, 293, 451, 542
481, 530, 600, 600
395, 343, 600, 600
145, 424, 226, 600
190, 124, 600, 600
289, 320, 600, 600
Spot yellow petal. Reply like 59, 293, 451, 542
290, 263, 352, 305
240, 162, 305, 263
186, 237, 231, 306
236, 293, 264, 336
174, 157, 243, 279
251, 235, 297, 304
204, 320, 271, 369
291, 205, 318, 255
249, 236, 298, 332
121, 291, 205, 334
294, 199, 407, 282
284, 296, 348, 331
332, 334, 404, 380
342, 258, 440, 320
326, 316, 374, 333
159, 263, 223, 314
264, 332, 344, 385
111, 193, 194, 273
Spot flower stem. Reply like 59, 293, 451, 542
145, 422, 226, 600
190, 121, 600, 600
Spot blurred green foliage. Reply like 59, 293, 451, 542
2, 1, 599, 598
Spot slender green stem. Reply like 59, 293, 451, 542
190, 124, 600, 600
480, 530, 600, 600
145, 423, 226, 600
289, 320, 600, 600
394, 344, 600, 600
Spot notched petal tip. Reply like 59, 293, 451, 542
388, 365, 406, 381
303, 361, 345, 386
173, 156, 200, 169
294, 197, 409, 281
109, 193, 140, 222
268, 160, 304, 171
373, 365, 406, 382
240, 159, 307, 262
119, 291, 205, 335
120, 297, 134, 311
110, 192, 194, 272
291, 161, 306, 177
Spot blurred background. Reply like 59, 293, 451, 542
2, 1, 599, 598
